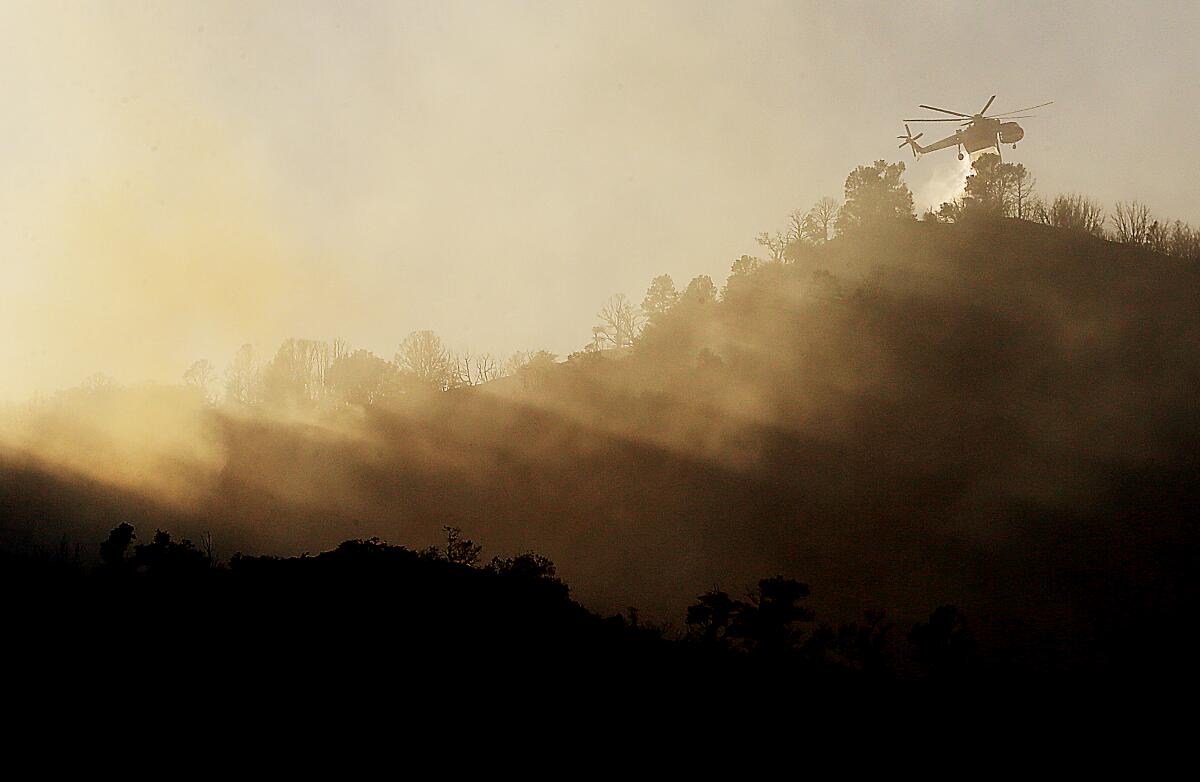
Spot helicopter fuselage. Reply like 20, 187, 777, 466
958, 117, 1021, 154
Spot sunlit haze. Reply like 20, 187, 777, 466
2, 1, 1196, 399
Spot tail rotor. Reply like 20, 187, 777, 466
896, 123, 923, 158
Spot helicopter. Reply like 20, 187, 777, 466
897, 95, 1052, 163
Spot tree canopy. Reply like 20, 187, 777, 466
836, 159, 913, 235
961, 153, 1035, 218
641, 274, 679, 318
680, 275, 718, 305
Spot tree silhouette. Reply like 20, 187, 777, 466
810, 610, 893, 675
729, 576, 814, 656
961, 153, 1035, 218
443, 526, 482, 566
686, 589, 742, 647
1041, 193, 1106, 237
1111, 200, 1152, 245
962, 154, 1005, 216
99, 523, 136, 568
327, 349, 396, 405
182, 359, 217, 402
728, 255, 763, 279
131, 529, 210, 575
397, 330, 453, 390
224, 344, 261, 405
1167, 220, 1200, 260
1146, 220, 1171, 255
755, 231, 790, 263
722, 255, 765, 298
910, 605, 976, 680
836, 159, 913, 236
595, 293, 644, 349
489, 551, 557, 580
262, 338, 335, 406
452, 350, 501, 387
687, 577, 813, 656
517, 350, 558, 390
642, 274, 679, 318
800, 197, 840, 243
680, 275, 718, 305
933, 200, 961, 223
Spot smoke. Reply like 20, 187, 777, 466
0, 5, 349, 401
1, 3, 801, 400
4, 219, 1198, 655
910, 154, 972, 215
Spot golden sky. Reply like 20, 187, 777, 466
3, 0, 1197, 399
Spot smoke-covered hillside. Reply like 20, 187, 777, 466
3, 217, 1199, 674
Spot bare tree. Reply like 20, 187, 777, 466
1111, 200, 1152, 245
1045, 194, 1106, 237
1146, 220, 1172, 255
396, 330, 452, 390
261, 338, 336, 405
474, 353, 500, 384
1168, 220, 1200, 261
595, 293, 645, 349
801, 197, 840, 243
1026, 194, 1048, 225
199, 531, 217, 567
787, 210, 806, 244
583, 327, 606, 353
453, 350, 501, 387
332, 337, 351, 363
1011, 166, 1037, 220
224, 344, 260, 405
755, 231, 789, 263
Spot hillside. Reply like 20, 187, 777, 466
3, 217, 1199, 677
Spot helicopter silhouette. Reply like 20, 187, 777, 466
897, 95, 1052, 163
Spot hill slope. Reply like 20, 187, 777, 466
4, 217, 1199, 674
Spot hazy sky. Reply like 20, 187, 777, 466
3, 0, 1197, 399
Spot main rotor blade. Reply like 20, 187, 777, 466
917, 104, 971, 118
979, 95, 996, 115
992, 101, 1054, 116
905, 117, 966, 122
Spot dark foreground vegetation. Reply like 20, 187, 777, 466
1, 523, 1061, 696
